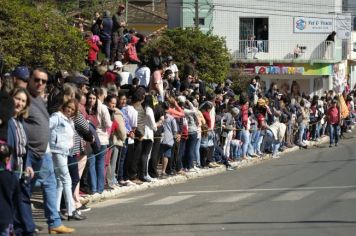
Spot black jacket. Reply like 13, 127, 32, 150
0, 170, 21, 232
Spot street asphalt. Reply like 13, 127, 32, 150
41, 132, 356, 235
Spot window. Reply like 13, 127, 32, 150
194, 17, 205, 26
239, 18, 269, 41
240, 18, 269, 53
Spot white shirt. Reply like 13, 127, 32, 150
143, 107, 157, 141
123, 105, 137, 144
119, 71, 133, 86
166, 64, 179, 79
135, 66, 151, 88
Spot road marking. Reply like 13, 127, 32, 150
178, 185, 356, 194
272, 191, 314, 201
337, 191, 356, 200
212, 193, 255, 203
145, 195, 195, 206
93, 193, 155, 208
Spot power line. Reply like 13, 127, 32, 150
166, 2, 356, 18
168, 0, 356, 10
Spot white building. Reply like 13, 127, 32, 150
167, 0, 351, 95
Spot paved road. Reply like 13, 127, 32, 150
57, 134, 356, 235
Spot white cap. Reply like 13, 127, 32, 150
114, 61, 123, 68
177, 95, 186, 104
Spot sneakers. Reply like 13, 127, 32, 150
68, 210, 86, 221
142, 176, 152, 182
226, 166, 236, 171
188, 168, 198, 173
208, 162, 220, 168
131, 179, 144, 185
58, 211, 67, 221
49, 225, 75, 234
193, 166, 201, 172
125, 180, 137, 186
272, 154, 280, 159
77, 204, 91, 212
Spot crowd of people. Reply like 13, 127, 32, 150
0, 4, 355, 236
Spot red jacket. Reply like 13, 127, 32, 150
87, 39, 100, 62
124, 43, 140, 63
202, 111, 212, 129
241, 104, 249, 129
327, 106, 340, 125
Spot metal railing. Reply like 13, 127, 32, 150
234, 40, 337, 61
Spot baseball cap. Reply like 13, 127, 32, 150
114, 61, 123, 68
69, 72, 89, 85
73, 76, 89, 85
167, 55, 173, 61
12, 66, 30, 82
119, 4, 125, 9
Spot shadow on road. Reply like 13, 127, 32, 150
135, 220, 356, 227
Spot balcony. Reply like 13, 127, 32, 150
233, 40, 344, 63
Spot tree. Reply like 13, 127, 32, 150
142, 27, 231, 83
0, 0, 88, 73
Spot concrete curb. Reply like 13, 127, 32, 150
84, 136, 330, 204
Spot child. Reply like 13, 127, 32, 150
230, 132, 242, 161
200, 124, 217, 168
0, 143, 21, 236
160, 102, 178, 178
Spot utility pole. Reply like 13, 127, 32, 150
194, 0, 199, 28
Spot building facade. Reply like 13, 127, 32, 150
167, 0, 351, 95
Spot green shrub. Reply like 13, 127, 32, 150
0, 0, 88, 73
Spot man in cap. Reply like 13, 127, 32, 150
12, 66, 30, 88
113, 61, 132, 86
112, 4, 126, 61
71, 72, 90, 95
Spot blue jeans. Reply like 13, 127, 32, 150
312, 122, 320, 140
183, 132, 198, 169
329, 124, 340, 145
266, 130, 281, 156
230, 141, 240, 159
195, 137, 201, 167
89, 145, 107, 193
15, 151, 61, 234
298, 123, 306, 145
52, 153, 75, 215
240, 130, 250, 157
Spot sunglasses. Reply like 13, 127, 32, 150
33, 77, 48, 84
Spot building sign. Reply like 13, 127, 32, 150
294, 17, 333, 33
255, 66, 304, 75
336, 14, 352, 39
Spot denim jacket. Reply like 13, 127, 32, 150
49, 112, 75, 155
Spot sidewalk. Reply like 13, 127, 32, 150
84, 135, 332, 204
